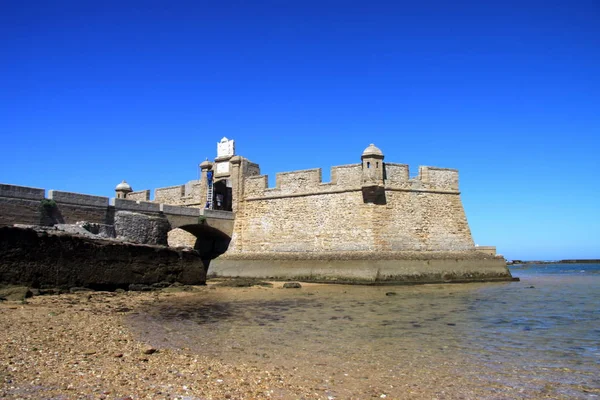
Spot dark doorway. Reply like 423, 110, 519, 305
213, 180, 232, 211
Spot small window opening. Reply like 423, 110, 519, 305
367, 161, 371, 169
376, 162, 379, 168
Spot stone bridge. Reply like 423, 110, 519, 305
110, 197, 234, 237
0, 185, 234, 253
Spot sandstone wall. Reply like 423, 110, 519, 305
48, 190, 113, 225
153, 181, 204, 207
127, 190, 151, 201
154, 185, 185, 204
230, 163, 474, 253
0, 184, 45, 226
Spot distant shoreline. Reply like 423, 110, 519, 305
508, 259, 600, 265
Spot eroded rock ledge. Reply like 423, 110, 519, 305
0, 226, 206, 290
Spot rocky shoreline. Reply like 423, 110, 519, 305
0, 226, 206, 290
0, 286, 307, 399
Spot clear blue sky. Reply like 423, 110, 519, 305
1, 1, 598, 260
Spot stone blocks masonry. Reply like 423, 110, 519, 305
0, 138, 512, 284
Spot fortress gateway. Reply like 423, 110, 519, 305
124, 138, 512, 283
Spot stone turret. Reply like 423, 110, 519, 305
115, 180, 132, 199
361, 144, 385, 203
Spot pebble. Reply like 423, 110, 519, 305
143, 347, 158, 355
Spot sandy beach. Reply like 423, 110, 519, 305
0, 285, 480, 400
1, 287, 314, 399
2, 278, 597, 399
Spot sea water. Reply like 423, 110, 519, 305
130, 264, 600, 399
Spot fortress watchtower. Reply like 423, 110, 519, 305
361, 144, 385, 204
115, 180, 132, 199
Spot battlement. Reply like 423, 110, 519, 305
244, 163, 459, 199
49, 190, 109, 207
0, 184, 45, 200
110, 197, 161, 213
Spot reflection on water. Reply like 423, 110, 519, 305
129, 264, 600, 399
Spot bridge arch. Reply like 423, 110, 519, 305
168, 223, 231, 270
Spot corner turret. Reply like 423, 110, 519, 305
115, 180, 132, 199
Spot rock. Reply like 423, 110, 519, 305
0, 226, 207, 288
385, 292, 397, 296
39, 288, 61, 295
70, 287, 93, 293
54, 224, 99, 238
76, 221, 116, 238
215, 278, 272, 288
283, 282, 302, 289
0, 286, 33, 301
142, 347, 157, 355
128, 284, 153, 292
151, 281, 172, 289
114, 211, 170, 246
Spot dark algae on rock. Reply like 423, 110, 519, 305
0, 226, 206, 290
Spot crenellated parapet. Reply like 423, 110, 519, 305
225, 143, 485, 262
242, 163, 460, 200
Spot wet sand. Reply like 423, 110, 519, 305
2, 278, 599, 399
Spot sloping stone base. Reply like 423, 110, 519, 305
209, 251, 513, 284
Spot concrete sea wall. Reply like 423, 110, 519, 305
210, 251, 511, 284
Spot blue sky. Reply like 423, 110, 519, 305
1, 0, 598, 260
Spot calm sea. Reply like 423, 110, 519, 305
130, 263, 600, 399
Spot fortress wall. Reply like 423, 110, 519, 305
53, 203, 113, 225
153, 182, 204, 207
244, 161, 261, 176
419, 167, 458, 190
243, 165, 365, 200
244, 175, 269, 197
0, 185, 114, 227
48, 190, 108, 207
160, 204, 201, 217
0, 184, 45, 200
330, 164, 362, 187
127, 190, 150, 201
232, 188, 474, 253
154, 185, 185, 204
232, 190, 370, 253
183, 181, 204, 206
110, 198, 160, 213
48, 191, 112, 224
384, 163, 409, 185
242, 164, 461, 200
272, 168, 323, 195
231, 161, 474, 254
0, 197, 41, 226
0, 184, 46, 226
373, 191, 474, 251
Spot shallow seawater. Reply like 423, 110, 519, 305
129, 264, 600, 399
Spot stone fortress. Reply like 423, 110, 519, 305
0, 137, 512, 284
124, 137, 511, 283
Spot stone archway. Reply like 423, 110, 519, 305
169, 223, 232, 271
167, 228, 197, 248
